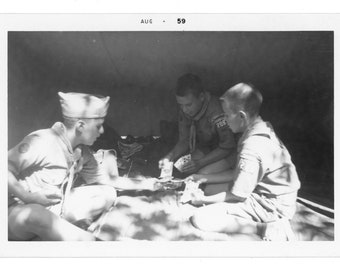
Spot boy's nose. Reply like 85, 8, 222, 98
182, 107, 190, 115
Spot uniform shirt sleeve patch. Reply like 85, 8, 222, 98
216, 118, 228, 128
18, 143, 30, 154
238, 159, 257, 174
211, 114, 228, 129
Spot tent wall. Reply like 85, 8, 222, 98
8, 31, 333, 205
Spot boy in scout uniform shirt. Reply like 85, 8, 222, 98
188, 83, 301, 241
159, 74, 236, 195
8, 92, 157, 241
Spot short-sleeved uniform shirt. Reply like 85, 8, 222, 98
8, 122, 110, 206
230, 117, 301, 221
178, 94, 235, 155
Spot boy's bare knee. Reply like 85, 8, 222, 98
92, 186, 117, 212
190, 211, 208, 231
22, 204, 53, 230
102, 186, 117, 209
26, 205, 50, 224
189, 215, 199, 229
8, 204, 48, 240
190, 203, 233, 233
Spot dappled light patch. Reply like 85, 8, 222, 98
93, 190, 234, 241
91, 190, 334, 241
291, 203, 334, 241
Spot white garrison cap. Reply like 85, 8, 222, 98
58, 92, 110, 118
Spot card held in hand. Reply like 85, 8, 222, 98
174, 154, 191, 172
160, 160, 173, 179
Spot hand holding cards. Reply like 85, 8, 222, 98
174, 154, 191, 172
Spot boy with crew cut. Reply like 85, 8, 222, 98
188, 83, 301, 241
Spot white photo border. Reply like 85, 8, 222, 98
0, 13, 338, 257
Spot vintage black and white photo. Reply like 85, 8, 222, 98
1, 14, 338, 257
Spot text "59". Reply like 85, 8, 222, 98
177, 18, 186, 24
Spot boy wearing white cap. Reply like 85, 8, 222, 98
188, 83, 301, 241
8, 92, 156, 241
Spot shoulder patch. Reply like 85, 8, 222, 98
212, 114, 228, 129
238, 159, 257, 174
216, 118, 228, 128
18, 143, 30, 154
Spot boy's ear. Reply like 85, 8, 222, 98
239, 111, 247, 119
75, 119, 86, 132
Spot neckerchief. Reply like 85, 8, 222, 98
51, 122, 74, 155
51, 122, 82, 216
188, 92, 211, 153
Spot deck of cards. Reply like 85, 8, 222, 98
159, 160, 173, 180
174, 154, 191, 172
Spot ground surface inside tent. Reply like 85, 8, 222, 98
89, 138, 334, 242
91, 189, 334, 241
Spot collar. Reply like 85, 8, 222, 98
51, 122, 74, 154
238, 116, 271, 146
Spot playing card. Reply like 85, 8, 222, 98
174, 154, 191, 172
160, 160, 173, 179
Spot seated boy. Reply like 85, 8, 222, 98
159, 73, 237, 193
188, 83, 301, 241
8, 92, 158, 241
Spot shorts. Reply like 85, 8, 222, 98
223, 193, 296, 223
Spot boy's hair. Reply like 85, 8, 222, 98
63, 117, 96, 129
176, 73, 204, 97
220, 83, 263, 117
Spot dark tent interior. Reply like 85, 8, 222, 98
8, 31, 334, 210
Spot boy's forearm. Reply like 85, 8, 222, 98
196, 169, 235, 185
197, 147, 232, 168
202, 191, 246, 204
202, 192, 228, 204
167, 140, 189, 161
8, 170, 31, 203
101, 176, 154, 191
